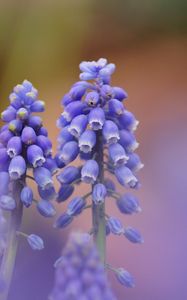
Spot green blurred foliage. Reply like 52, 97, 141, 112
0, 0, 186, 111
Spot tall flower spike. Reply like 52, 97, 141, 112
50, 232, 116, 300
56, 58, 143, 287
0, 80, 56, 299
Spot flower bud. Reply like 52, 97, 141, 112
69, 85, 86, 100
57, 166, 80, 184
1, 106, 16, 122
85, 91, 99, 107
108, 217, 124, 235
27, 145, 45, 168
56, 115, 69, 128
21, 126, 37, 145
126, 153, 144, 172
57, 184, 74, 202
108, 99, 124, 115
38, 126, 48, 137
99, 63, 115, 79
92, 183, 107, 204
0, 130, 13, 146
37, 200, 56, 217
59, 141, 79, 164
54, 213, 73, 228
33, 167, 53, 189
88, 107, 105, 130
43, 158, 58, 175
57, 126, 74, 147
61, 93, 73, 106
113, 87, 128, 101
68, 115, 88, 138
124, 227, 144, 244
102, 120, 119, 144
27, 234, 44, 250
62, 101, 86, 122
119, 111, 139, 131
81, 160, 99, 184
108, 143, 129, 166
67, 197, 86, 216
38, 185, 56, 201
28, 116, 42, 130
115, 165, 138, 188
119, 129, 139, 152
9, 156, 26, 179
0, 195, 16, 211
30, 100, 45, 112
8, 119, 22, 133
9, 93, 22, 109
24, 92, 38, 106
7, 136, 22, 158
116, 268, 135, 287
54, 153, 66, 169
17, 108, 29, 120
100, 84, 114, 100
36, 135, 52, 157
13, 83, 27, 98
79, 129, 96, 153
22, 79, 33, 90
117, 194, 141, 214
20, 186, 33, 207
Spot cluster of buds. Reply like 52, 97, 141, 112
0, 80, 57, 249
50, 232, 117, 300
54, 58, 144, 286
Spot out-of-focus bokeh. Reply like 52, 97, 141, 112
0, 0, 187, 299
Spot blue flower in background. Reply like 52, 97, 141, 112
50, 232, 116, 300
0, 80, 56, 251
56, 58, 144, 287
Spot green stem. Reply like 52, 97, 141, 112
92, 131, 106, 264
0, 181, 23, 300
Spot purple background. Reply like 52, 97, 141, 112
0, 1, 187, 299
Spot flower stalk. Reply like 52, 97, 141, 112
0, 181, 23, 300
92, 131, 106, 263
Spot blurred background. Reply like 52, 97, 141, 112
0, 0, 187, 299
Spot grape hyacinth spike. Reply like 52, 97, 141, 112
50, 232, 116, 300
0, 80, 55, 300
55, 58, 144, 287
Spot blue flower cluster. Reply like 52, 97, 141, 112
55, 58, 144, 286
50, 232, 116, 300
0, 80, 57, 248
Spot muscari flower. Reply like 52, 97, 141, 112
27, 234, 44, 250
0, 81, 56, 247
56, 59, 143, 287
92, 183, 107, 204
117, 193, 141, 215
20, 186, 33, 207
50, 232, 116, 300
